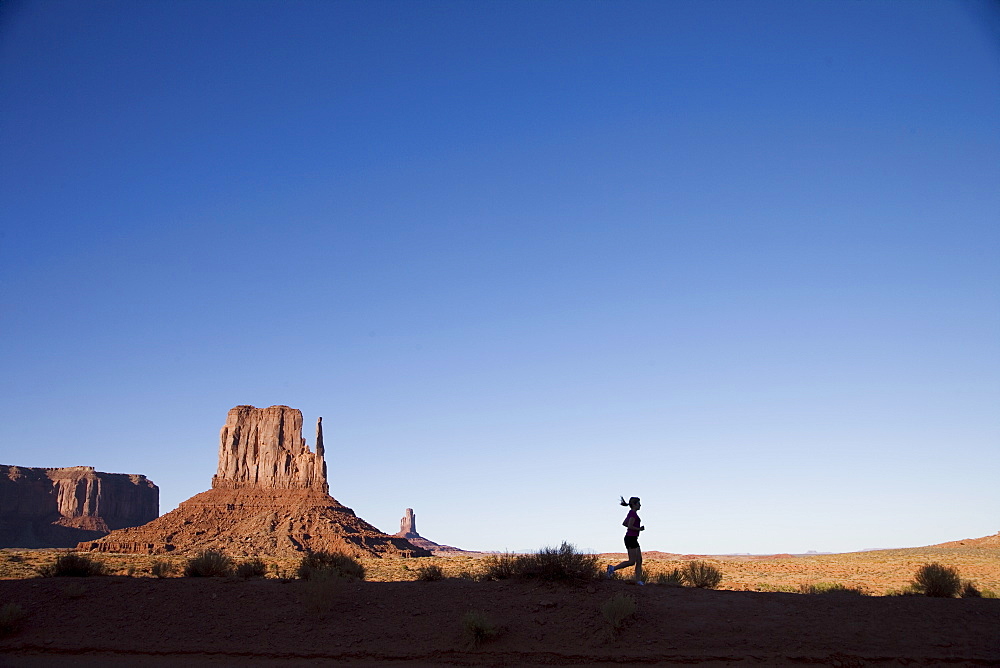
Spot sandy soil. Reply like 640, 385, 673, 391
1, 575, 997, 667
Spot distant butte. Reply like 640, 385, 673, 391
394, 508, 472, 556
81, 405, 429, 558
0, 465, 157, 548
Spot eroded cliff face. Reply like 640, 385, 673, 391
213, 405, 328, 493
0, 465, 158, 548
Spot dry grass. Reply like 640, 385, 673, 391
600, 592, 636, 636
461, 609, 499, 647
38, 553, 107, 577
3, 545, 998, 597
300, 571, 340, 615
184, 550, 233, 577
0, 602, 26, 637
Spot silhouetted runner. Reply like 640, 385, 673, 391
606, 496, 644, 584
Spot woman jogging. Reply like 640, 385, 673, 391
606, 496, 644, 584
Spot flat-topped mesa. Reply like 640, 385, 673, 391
1, 465, 158, 548
212, 405, 328, 494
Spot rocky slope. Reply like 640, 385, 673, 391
0, 465, 158, 548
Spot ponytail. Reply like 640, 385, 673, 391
619, 496, 628, 507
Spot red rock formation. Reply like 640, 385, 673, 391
213, 405, 328, 493
394, 507, 471, 556
82, 405, 428, 558
0, 465, 158, 548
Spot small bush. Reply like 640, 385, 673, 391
184, 550, 234, 577
682, 561, 722, 589
456, 569, 478, 580
961, 580, 982, 598
0, 603, 26, 637
301, 571, 340, 614
63, 582, 87, 599
462, 609, 499, 647
650, 568, 685, 587
524, 542, 600, 582
416, 564, 444, 581
297, 551, 365, 581
600, 592, 637, 635
151, 560, 175, 578
799, 583, 866, 596
38, 553, 107, 577
482, 543, 599, 582
912, 562, 962, 598
236, 558, 267, 579
481, 552, 519, 580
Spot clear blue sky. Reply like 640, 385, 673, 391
2, 0, 998, 554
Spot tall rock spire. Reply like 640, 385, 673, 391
316, 416, 328, 492
316, 417, 325, 458
400, 508, 417, 536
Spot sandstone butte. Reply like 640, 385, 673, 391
81, 405, 430, 558
394, 507, 471, 556
0, 465, 158, 548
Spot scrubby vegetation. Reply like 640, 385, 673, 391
600, 592, 637, 636
297, 551, 366, 581
184, 550, 234, 577
482, 543, 599, 582
38, 553, 108, 577
415, 563, 444, 581
461, 609, 499, 646
481, 552, 518, 580
0, 603, 26, 637
236, 558, 267, 579
912, 562, 962, 598
799, 583, 866, 596
151, 560, 175, 578
301, 571, 340, 614
682, 560, 723, 589
649, 568, 685, 587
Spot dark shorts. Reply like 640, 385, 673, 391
624, 535, 640, 550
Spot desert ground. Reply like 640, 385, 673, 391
1, 543, 998, 666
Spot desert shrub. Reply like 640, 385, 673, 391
650, 568, 685, 587
461, 609, 499, 647
297, 551, 365, 581
483, 543, 599, 582
236, 558, 267, 579
415, 564, 444, 581
62, 582, 87, 598
481, 552, 519, 580
301, 571, 339, 614
0, 603, 26, 637
682, 561, 722, 589
799, 583, 866, 596
961, 580, 982, 598
516, 542, 600, 582
600, 592, 637, 635
911, 562, 962, 598
184, 550, 234, 577
151, 560, 175, 578
456, 569, 478, 580
38, 553, 107, 577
